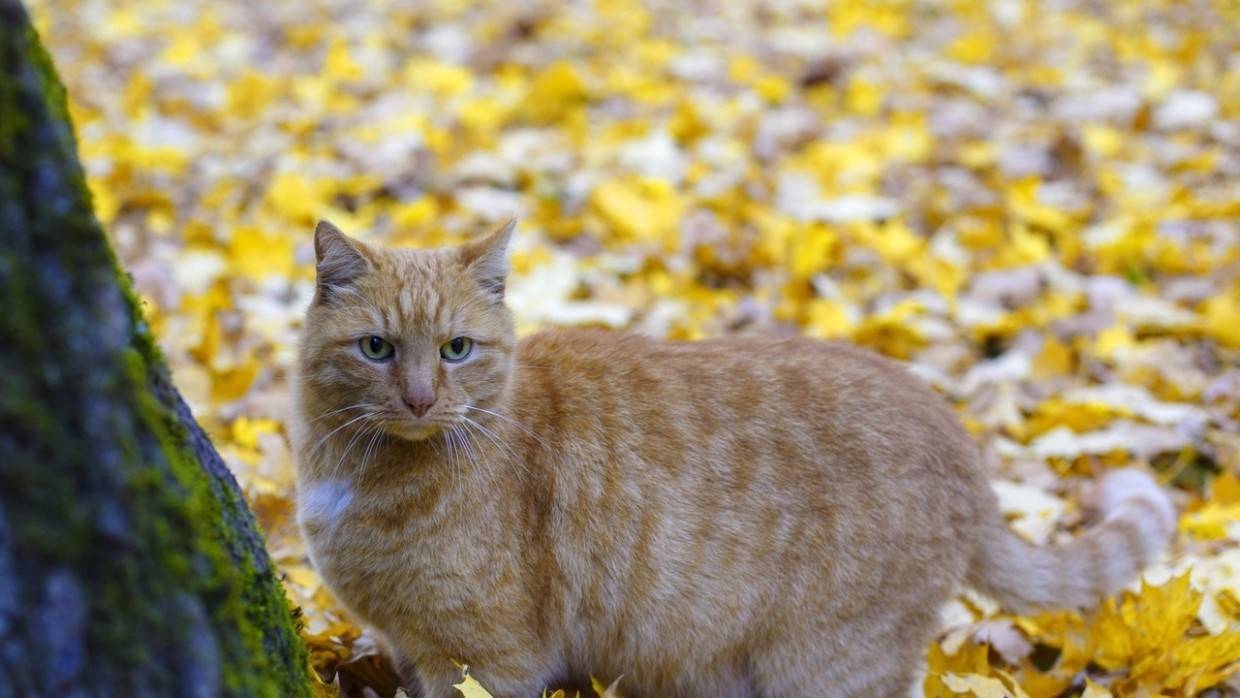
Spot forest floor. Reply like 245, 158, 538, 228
27, 0, 1240, 695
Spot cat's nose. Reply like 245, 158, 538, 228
403, 388, 436, 418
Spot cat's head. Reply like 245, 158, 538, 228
300, 219, 516, 443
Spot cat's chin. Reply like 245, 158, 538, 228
387, 424, 442, 442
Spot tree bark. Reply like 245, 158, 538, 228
0, 2, 314, 696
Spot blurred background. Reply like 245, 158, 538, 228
26, 0, 1240, 694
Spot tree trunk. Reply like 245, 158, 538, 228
0, 2, 314, 696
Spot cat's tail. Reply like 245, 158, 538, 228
967, 468, 1176, 612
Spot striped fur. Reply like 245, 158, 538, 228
291, 222, 1174, 698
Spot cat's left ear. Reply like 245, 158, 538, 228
459, 219, 515, 300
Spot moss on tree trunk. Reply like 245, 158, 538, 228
0, 2, 313, 695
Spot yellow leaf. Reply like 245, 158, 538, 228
925, 640, 992, 696
1081, 679, 1113, 698
1165, 631, 1240, 688
1032, 336, 1074, 378
852, 299, 926, 359
804, 299, 856, 339
1182, 503, 1240, 541
727, 54, 758, 83
845, 77, 883, 116
941, 672, 1009, 698
1024, 399, 1128, 439
229, 225, 295, 280
908, 254, 966, 299
324, 38, 363, 82
995, 671, 1030, 698
754, 75, 790, 103
210, 358, 260, 404
591, 675, 624, 698
454, 669, 495, 698
1006, 178, 1078, 234
1093, 573, 1199, 674
392, 197, 440, 231
1201, 291, 1240, 348
403, 58, 474, 96
947, 31, 996, 64
668, 98, 708, 143
264, 172, 331, 225
1215, 472, 1240, 505
1002, 224, 1053, 266
231, 416, 281, 450
523, 62, 588, 123
227, 70, 279, 116
590, 178, 684, 248
311, 667, 340, 698
283, 564, 320, 590
854, 220, 923, 264
1093, 325, 1136, 360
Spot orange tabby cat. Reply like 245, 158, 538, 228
291, 220, 1175, 698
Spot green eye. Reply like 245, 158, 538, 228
440, 337, 473, 362
359, 336, 394, 361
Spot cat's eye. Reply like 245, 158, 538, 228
360, 336, 394, 361
440, 337, 473, 362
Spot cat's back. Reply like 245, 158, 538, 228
515, 328, 966, 447
512, 327, 987, 514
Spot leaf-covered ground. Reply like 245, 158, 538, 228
27, 0, 1240, 695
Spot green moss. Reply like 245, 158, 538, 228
0, 6, 312, 696
124, 349, 297, 696
22, 23, 71, 132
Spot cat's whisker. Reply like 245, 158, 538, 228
460, 416, 530, 483
359, 427, 386, 473
331, 421, 381, 480
308, 409, 381, 457
453, 424, 485, 485
442, 427, 461, 486
462, 405, 548, 450
308, 402, 372, 425
454, 425, 477, 482
459, 417, 500, 463
455, 428, 468, 484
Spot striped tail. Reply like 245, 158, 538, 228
968, 469, 1176, 612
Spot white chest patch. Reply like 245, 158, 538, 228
298, 478, 355, 530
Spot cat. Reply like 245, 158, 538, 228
291, 219, 1176, 698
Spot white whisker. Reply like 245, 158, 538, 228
463, 405, 547, 450
461, 415, 530, 483
453, 424, 484, 485
309, 409, 381, 456
443, 428, 461, 486
359, 427, 386, 473
308, 402, 371, 425
331, 421, 379, 479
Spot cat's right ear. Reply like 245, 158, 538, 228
458, 219, 515, 301
314, 220, 371, 303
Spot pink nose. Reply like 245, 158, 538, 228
403, 388, 436, 418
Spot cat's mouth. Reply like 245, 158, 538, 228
400, 424, 441, 441
381, 418, 446, 443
